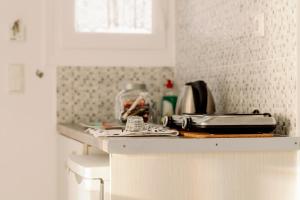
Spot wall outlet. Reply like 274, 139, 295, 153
253, 13, 265, 37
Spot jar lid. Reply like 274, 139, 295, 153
125, 83, 147, 91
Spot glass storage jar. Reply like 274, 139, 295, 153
115, 83, 152, 123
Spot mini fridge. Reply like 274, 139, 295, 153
67, 155, 110, 200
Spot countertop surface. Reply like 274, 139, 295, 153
57, 123, 300, 154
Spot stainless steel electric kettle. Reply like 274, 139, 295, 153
175, 80, 216, 115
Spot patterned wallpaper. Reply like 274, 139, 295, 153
175, 0, 297, 135
57, 66, 174, 124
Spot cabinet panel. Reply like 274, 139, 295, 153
110, 152, 298, 200
57, 134, 85, 200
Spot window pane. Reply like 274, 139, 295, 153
75, 0, 152, 34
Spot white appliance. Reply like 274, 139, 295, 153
67, 155, 110, 200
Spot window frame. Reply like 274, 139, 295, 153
60, 0, 168, 50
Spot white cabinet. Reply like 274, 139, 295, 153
58, 134, 106, 200
57, 134, 85, 200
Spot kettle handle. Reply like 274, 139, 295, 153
186, 81, 208, 114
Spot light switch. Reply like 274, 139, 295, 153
8, 64, 25, 94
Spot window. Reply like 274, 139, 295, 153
59, 0, 171, 50
75, 0, 152, 34
54, 0, 174, 66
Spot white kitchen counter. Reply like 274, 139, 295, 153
57, 123, 300, 154
58, 124, 300, 200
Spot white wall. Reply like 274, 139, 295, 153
0, 0, 56, 200
175, 0, 297, 135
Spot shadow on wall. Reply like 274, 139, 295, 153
274, 114, 290, 135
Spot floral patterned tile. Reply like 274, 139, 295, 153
57, 66, 174, 124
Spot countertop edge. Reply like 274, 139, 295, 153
57, 123, 300, 154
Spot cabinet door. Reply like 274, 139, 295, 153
57, 134, 85, 200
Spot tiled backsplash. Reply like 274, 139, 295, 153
57, 66, 174, 124
175, 0, 297, 135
